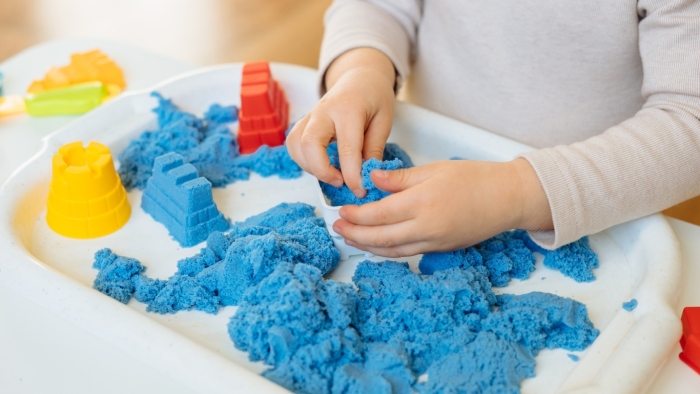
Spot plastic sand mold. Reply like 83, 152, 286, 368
25, 49, 125, 116
47, 141, 130, 238
25, 82, 107, 116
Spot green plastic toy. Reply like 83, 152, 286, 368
25, 82, 107, 116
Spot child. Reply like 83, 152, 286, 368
286, 0, 700, 257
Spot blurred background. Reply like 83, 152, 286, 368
0, 0, 332, 67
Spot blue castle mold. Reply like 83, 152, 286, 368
141, 152, 230, 247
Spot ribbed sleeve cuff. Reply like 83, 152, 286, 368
519, 148, 586, 250
318, 1, 412, 95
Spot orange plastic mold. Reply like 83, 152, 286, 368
27, 49, 125, 97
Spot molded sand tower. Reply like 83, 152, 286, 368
141, 152, 229, 247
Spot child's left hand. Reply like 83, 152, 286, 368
332, 158, 553, 257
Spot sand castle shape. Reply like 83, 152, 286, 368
47, 141, 131, 238
141, 152, 229, 247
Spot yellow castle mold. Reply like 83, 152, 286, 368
47, 141, 131, 238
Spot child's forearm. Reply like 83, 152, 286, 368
324, 48, 396, 92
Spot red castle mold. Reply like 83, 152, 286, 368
680, 307, 700, 374
237, 61, 289, 154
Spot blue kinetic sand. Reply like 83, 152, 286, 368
515, 231, 599, 282
420, 230, 599, 286
232, 144, 302, 179
415, 332, 536, 394
332, 343, 414, 394
324, 142, 413, 168
419, 230, 536, 287
92, 188, 601, 393
382, 143, 414, 168
228, 262, 369, 393
142, 152, 230, 247
622, 299, 638, 311
92, 203, 339, 313
92, 249, 145, 304
540, 236, 599, 282
568, 354, 580, 362
228, 260, 599, 394
484, 292, 600, 354
353, 261, 495, 375
117, 92, 301, 190
320, 144, 405, 206
319, 142, 412, 206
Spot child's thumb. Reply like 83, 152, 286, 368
370, 166, 429, 193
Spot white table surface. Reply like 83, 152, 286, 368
1, 39, 698, 394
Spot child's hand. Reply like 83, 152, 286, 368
332, 158, 553, 257
286, 48, 396, 198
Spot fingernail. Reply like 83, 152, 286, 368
353, 188, 367, 198
373, 170, 388, 179
338, 208, 346, 219
331, 179, 343, 188
333, 222, 341, 233
345, 239, 356, 247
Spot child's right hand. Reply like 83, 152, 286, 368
286, 48, 396, 198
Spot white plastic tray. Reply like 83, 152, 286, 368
0, 64, 683, 394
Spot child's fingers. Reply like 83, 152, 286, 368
370, 164, 434, 193
335, 113, 367, 198
345, 239, 428, 258
338, 194, 415, 226
362, 110, 393, 160
285, 115, 310, 171
300, 115, 343, 186
332, 219, 423, 248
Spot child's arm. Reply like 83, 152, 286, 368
287, 0, 421, 197
286, 47, 396, 197
287, 47, 554, 256
286, 0, 554, 256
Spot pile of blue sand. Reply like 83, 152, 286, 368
419, 230, 599, 285
92, 250, 144, 304
118, 92, 301, 190
418, 230, 535, 287
141, 152, 230, 247
320, 143, 410, 206
228, 260, 599, 394
382, 143, 414, 168
540, 236, 599, 282
92, 203, 339, 313
325, 142, 414, 169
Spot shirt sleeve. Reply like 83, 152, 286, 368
319, 0, 423, 94
521, 0, 700, 249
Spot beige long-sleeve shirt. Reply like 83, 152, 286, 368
319, 0, 700, 248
